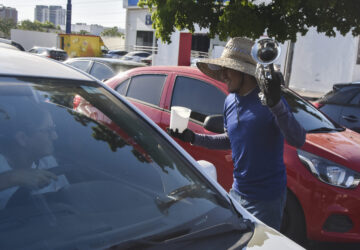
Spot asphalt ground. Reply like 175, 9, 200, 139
305, 241, 360, 250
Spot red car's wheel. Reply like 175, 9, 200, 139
281, 190, 307, 246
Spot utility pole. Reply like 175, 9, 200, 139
66, 0, 72, 34
284, 41, 295, 87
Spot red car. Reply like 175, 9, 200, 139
105, 66, 360, 244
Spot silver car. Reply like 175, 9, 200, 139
0, 48, 303, 250
64, 57, 147, 81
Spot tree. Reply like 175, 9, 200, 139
138, 0, 360, 43
42, 21, 57, 30
0, 18, 17, 38
101, 26, 124, 37
17, 20, 60, 32
76, 30, 90, 35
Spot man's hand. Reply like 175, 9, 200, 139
255, 65, 284, 107
10, 169, 58, 189
166, 128, 195, 143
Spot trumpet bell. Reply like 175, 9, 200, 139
251, 38, 281, 65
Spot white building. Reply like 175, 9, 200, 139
34, 5, 65, 26
123, 0, 226, 66
123, 1, 156, 51
49, 6, 66, 26
287, 29, 360, 97
59, 23, 106, 36
34, 5, 49, 23
0, 4, 18, 23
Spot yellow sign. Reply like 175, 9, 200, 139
59, 34, 105, 58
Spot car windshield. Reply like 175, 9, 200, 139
282, 88, 341, 133
0, 77, 246, 249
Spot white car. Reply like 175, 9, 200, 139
122, 50, 151, 62
0, 48, 303, 250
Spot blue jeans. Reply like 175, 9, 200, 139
229, 188, 287, 230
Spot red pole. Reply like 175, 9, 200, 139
178, 33, 192, 66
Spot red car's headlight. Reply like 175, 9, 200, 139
298, 149, 360, 189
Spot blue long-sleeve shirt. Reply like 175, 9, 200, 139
193, 87, 306, 200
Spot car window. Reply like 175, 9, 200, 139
50, 51, 68, 60
282, 88, 339, 132
68, 60, 91, 72
115, 78, 130, 95
126, 74, 166, 106
37, 48, 46, 54
350, 91, 360, 105
139, 53, 150, 57
0, 76, 240, 249
112, 51, 127, 56
321, 87, 360, 104
171, 76, 226, 123
89, 62, 115, 80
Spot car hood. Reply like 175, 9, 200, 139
226, 195, 303, 249
305, 128, 360, 171
246, 223, 304, 249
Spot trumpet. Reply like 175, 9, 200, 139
251, 37, 281, 67
251, 38, 282, 106
251, 38, 281, 78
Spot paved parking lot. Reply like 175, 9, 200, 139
307, 241, 360, 250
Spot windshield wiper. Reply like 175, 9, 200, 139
155, 184, 221, 214
109, 221, 254, 250
307, 127, 345, 133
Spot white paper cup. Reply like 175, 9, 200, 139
170, 106, 191, 133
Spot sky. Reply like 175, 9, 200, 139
1, 0, 126, 28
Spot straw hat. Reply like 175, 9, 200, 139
196, 37, 256, 82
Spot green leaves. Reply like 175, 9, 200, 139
138, 0, 360, 43
100, 27, 124, 37
0, 18, 16, 38
17, 20, 60, 32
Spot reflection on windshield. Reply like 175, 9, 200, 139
283, 88, 337, 132
0, 77, 240, 250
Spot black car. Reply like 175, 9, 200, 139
28, 46, 68, 61
64, 57, 147, 81
313, 82, 360, 133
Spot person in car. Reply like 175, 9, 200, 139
168, 37, 306, 230
0, 100, 58, 209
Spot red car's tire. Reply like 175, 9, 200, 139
280, 190, 307, 246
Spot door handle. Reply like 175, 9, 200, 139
342, 115, 358, 122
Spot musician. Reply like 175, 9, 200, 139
168, 37, 306, 230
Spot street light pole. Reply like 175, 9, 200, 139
66, 0, 72, 34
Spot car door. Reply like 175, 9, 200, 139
161, 73, 234, 190
339, 90, 360, 132
114, 73, 169, 124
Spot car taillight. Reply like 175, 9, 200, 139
312, 102, 324, 109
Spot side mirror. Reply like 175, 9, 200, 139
203, 114, 224, 134
197, 160, 217, 181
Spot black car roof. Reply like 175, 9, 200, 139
333, 82, 360, 90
